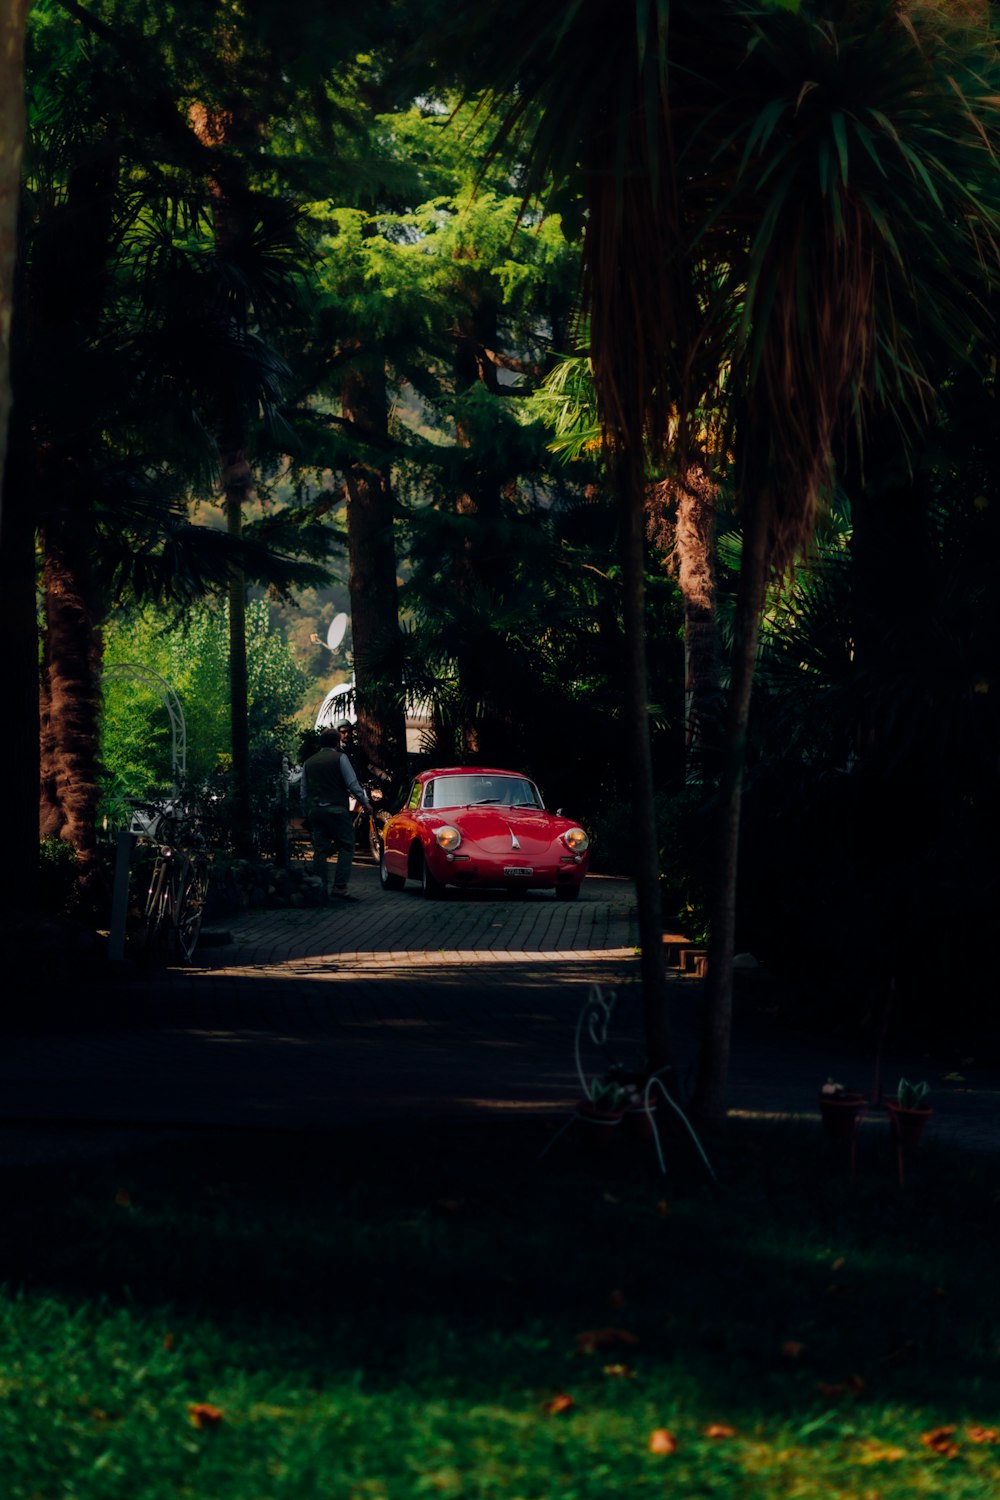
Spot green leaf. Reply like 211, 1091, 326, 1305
830, 111, 849, 189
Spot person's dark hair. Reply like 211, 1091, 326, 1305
318, 728, 342, 748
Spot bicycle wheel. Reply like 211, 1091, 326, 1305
173, 858, 210, 964
140, 859, 170, 967
367, 813, 383, 863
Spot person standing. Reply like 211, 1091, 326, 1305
300, 727, 373, 901
336, 720, 372, 786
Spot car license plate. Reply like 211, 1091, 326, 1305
503, 866, 533, 877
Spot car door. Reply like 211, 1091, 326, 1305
384, 778, 424, 875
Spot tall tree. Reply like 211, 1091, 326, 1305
0, 0, 30, 535
694, 0, 1000, 1120
458, 0, 739, 1076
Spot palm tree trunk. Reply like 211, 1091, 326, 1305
674, 470, 722, 779
693, 486, 771, 1123
38, 539, 106, 903
0, 452, 39, 915
617, 457, 672, 1074
0, 0, 29, 536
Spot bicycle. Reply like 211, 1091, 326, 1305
131, 801, 211, 966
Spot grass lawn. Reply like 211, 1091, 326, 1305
1, 1113, 998, 1499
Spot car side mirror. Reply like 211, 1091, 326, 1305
556, 807, 564, 816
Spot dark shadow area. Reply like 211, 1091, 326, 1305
3, 1118, 999, 1417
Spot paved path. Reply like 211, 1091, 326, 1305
2, 862, 998, 1162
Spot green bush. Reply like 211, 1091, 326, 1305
587, 787, 712, 938
37, 837, 81, 918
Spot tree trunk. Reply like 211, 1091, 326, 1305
673, 469, 723, 778
0, 0, 29, 536
342, 357, 407, 793
617, 456, 672, 1075
224, 457, 253, 854
190, 99, 256, 854
38, 539, 107, 904
452, 292, 510, 761
693, 486, 772, 1123
0, 451, 39, 915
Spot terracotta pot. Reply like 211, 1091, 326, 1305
819, 1090, 867, 1140
885, 1098, 933, 1147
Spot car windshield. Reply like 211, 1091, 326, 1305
426, 774, 542, 810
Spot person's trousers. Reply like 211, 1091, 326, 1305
308, 803, 355, 892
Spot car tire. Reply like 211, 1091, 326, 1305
379, 847, 405, 891
555, 883, 581, 901
420, 851, 446, 900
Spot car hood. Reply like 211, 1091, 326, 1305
440, 807, 576, 855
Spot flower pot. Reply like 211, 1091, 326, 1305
622, 1086, 658, 1141
819, 1090, 867, 1140
885, 1098, 933, 1147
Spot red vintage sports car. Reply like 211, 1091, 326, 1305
379, 767, 591, 900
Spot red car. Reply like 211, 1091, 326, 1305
379, 767, 591, 900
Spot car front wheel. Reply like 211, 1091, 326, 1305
420, 850, 446, 900
379, 847, 405, 891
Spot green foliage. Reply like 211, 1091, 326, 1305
36, 837, 80, 918
897, 1079, 930, 1111
588, 790, 711, 933
101, 599, 308, 815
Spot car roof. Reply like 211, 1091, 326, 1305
415, 767, 533, 781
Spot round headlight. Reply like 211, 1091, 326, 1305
562, 827, 589, 853
434, 825, 462, 852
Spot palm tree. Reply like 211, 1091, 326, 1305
449, 0, 1000, 1114
458, 0, 745, 1077
693, 0, 1000, 1120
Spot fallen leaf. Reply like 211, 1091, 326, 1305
921, 1426, 959, 1458
858, 1441, 906, 1464
542, 1392, 574, 1415
781, 1341, 806, 1359
114, 1188, 131, 1207
704, 1423, 737, 1439
436, 1199, 464, 1213
576, 1327, 639, 1354
188, 1403, 223, 1430
162, 1332, 176, 1352
656, 1199, 669, 1218
967, 1426, 999, 1444
609, 1288, 626, 1310
602, 1192, 621, 1204
942, 1072, 966, 1082
818, 1383, 847, 1400
648, 1428, 677, 1455
826, 1283, 853, 1297
602, 1363, 636, 1379
831, 1256, 846, 1272
847, 1374, 867, 1393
